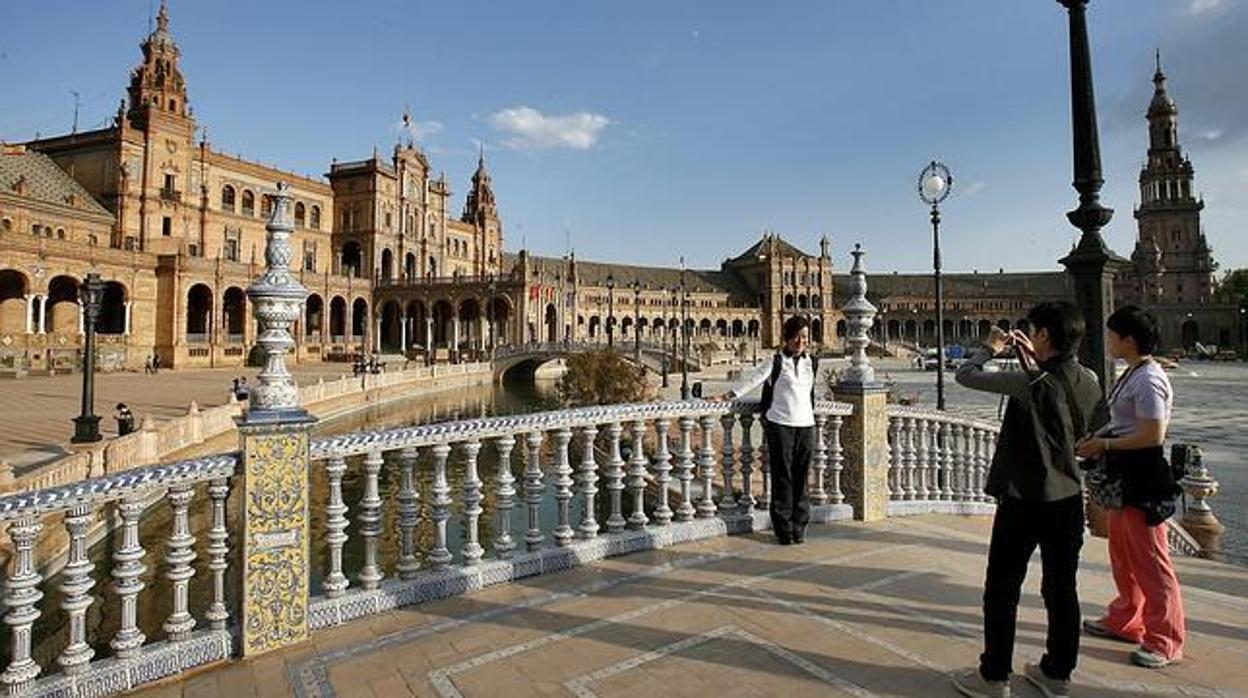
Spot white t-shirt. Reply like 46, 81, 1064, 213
1106, 360, 1172, 437
729, 353, 816, 427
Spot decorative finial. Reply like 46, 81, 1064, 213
156, 0, 169, 32
839, 243, 877, 386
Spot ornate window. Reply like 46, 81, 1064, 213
310, 205, 321, 230
261, 194, 274, 217
241, 190, 255, 216
221, 185, 236, 212
295, 202, 306, 227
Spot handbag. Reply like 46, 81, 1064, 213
1053, 371, 1122, 509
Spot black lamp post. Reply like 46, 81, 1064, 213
680, 258, 690, 400
1238, 304, 1246, 361
72, 272, 105, 443
1057, 0, 1119, 396
918, 160, 953, 411
632, 279, 641, 365
606, 273, 615, 348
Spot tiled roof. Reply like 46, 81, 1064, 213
845, 271, 1072, 299
729, 233, 812, 263
502, 252, 753, 298
0, 149, 111, 216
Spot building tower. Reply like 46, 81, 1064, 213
462, 147, 502, 276
1130, 52, 1217, 307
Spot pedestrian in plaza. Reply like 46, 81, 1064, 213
144, 355, 154, 375
114, 403, 135, 436
712, 315, 818, 546
1075, 305, 1186, 669
950, 301, 1101, 698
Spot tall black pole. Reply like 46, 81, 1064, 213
1057, 0, 1118, 395
633, 283, 641, 366
72, 273, 104, 443
932, 204, 946, 411
487, 279, 495, 356
680, 271, 689, 400
607, 278, 615, 349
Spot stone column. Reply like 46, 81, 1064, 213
373, 314, 381, 353
236, 182, 316, 657
400, 309, 408, 353
451, 311, 460, 363
832, 245, 890, 522
23, 295, 32, 334
123, 301, 132, 335
78, 301, 85, 335
38, 295, 47, 334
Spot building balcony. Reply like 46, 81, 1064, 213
160, 188, 182, 203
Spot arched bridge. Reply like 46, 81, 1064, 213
492, 340, 703, 381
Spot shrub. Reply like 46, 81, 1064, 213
557, 348, 653, 407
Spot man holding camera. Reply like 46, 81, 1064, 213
950, 301, 1101, 698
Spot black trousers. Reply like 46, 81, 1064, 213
980, 494, 1085, 681
765, 423, 813, 541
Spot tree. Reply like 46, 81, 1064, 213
1215, 268, 1248, 303
557, 348, 653, 407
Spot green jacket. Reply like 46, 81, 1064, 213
955, 348, 1102, 502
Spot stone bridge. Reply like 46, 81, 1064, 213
491, 340, 703, 381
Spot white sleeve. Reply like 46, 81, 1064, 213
728, 358, 774, 398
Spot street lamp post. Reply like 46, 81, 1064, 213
1057, 0, 1119, 395
71, 273, 105, 443
606, 273, 615, 349
680, 258, 690, 400
632, 279, 641, 366
487, 276, 496, 356
918, 160, 953, 411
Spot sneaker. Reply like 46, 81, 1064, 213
793, 531, 806, 544
1023, 663, 1069, 698
1130, 647, 1175, 668
1082, 619, 1133, 643
951, 668, 1010, 698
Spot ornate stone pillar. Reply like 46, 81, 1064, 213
123, 300, 132, 335
37, 295, 47, 334
23, 295, 32, 334
400, 309, 408, 353
236, 182, 316, 657
832, 244, 890, 522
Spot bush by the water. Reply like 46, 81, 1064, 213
557, 348, 653, 407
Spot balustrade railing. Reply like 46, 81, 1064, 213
885, 405, 998, 516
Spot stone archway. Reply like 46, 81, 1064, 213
46, 275, 81, 334
98, 281, 128, 335
0, 269, 30, 334
222, 287, 246, 341
186, 283, 213, 341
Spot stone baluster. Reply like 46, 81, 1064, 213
737, 413, 756, 512
524, 431, 546, 550
914, 418, 930, 500
205, 478, 231, 630
111, 498, 146, 658
758, 431, 772, 509
828, 414, 845, 504
718, 413, 738, 513
430, 442, 454, 566
697, 414, 719, 518
2, 517, 43, 692
675, 416, 696, 521
463, 439, 486, 563
323, 455, 350, 596
652, 417, 673, 525
358, 449, 385, 586
902, 416, 918, 500
552, 427, 576, 545
396, 446, 421, 579
951, 423, 967, 501
887, 415, 901, 500
163, 483, 196, 641
810, 412, 829, 505
577, 425, 600, 538
982, 430, 997, 502
968, 432, 978, 501
627, 419, 650, 530
494, 435, 518, 556
58, 504, 95, 673
604, 422, 626, 533
938, 421, 953, 500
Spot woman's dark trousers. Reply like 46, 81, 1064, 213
765, 423, 813, 542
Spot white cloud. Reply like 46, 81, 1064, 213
1200, 128, 1225, 141
962, 180, 987, 197
1189, 0, 1225, 14
488, 106, 610, 151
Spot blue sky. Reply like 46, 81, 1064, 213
3, 0, 1245, 274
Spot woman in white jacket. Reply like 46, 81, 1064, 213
714, 316, 817, 545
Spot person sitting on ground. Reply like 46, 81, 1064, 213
115, 403, 136, 436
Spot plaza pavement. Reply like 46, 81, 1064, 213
0, 362, 367, 473
130, 514, 1248, 698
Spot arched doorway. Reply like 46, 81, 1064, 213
405, 300, 428, 348
222, 287, 246, 342
589, 316, 601, 340
747, 319, 759, 338
351, 298, 368, 342
977, 319, 992, 339
432, 300, 454, 345
46, 275, 80, 334
1181, 319, 1199, 349
380, 300, 402, 351
836, 319, 847, 341
186, 283, 213, 341
380, 249, 394, 283
329, 296, 347, 342
905, 319, 918, 341
0, 269, 28, 334
458, 298, 482, 350
98, 281, 127, 335
404, 253, 417, 281
811, 318, 824, 343
305, 294, 324, 341
545, 304, 558, 342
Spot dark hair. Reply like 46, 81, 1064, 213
115, 403, 126, 410
782, 315, 810, 342
1025, 301, 1085, 359
1106, 305, 1159, 355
